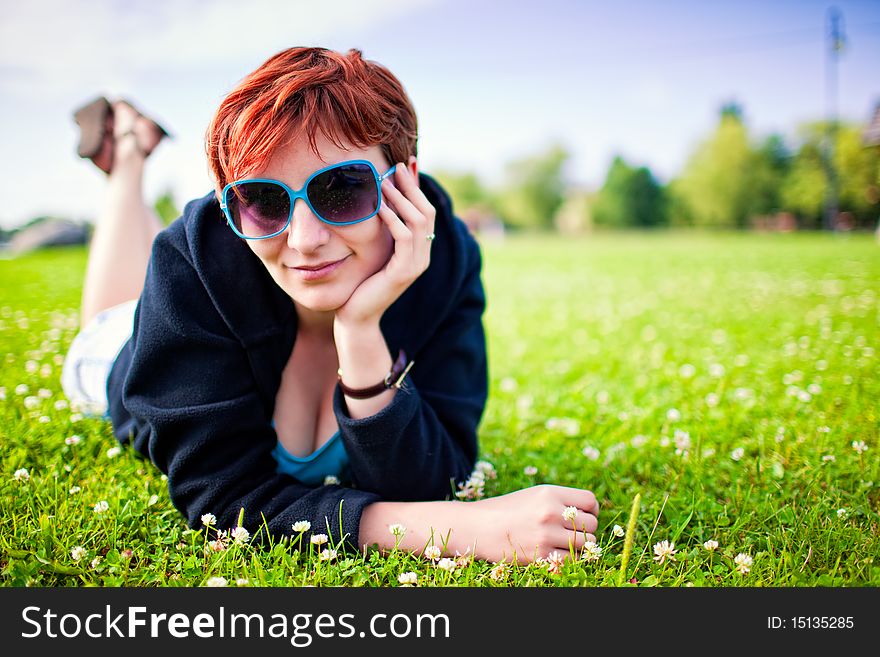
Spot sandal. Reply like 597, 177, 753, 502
116, 98, 172, 158
72, 96, 172, 175
72, 96, 113, 174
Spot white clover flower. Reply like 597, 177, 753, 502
15, 384, 29, 396
807, 383, 821, 395
489, 562, 508, 581
398, 571, 418, 586
54, 399, 68, 410
423, 545, 441, 561
201, 513, 217, 527
523, 465, 538, 476
581, 541, 603, 562
705, 393, 720, 407
208, 539, 226, 552
25, 360, 38, 373
106, 446, 122, 458
37, 388, 52, 399
562, 506, 578, 522
836, 508, 849, 519
731, 447, 745, 462
631, 434, 648, 448
205, 577, 228, 587
0, 386, 5, 400
596, 390, 610, 405
292, 520, 310, 533
436, 557, 456, 572
544, 551, 565, 575
310, 533, 328, 546
852, 440, 868, 454
734, 553, 753, 575
65, 435, 82, 446
673, 429, 691, 455
24, 396, 40, 409
612, 524, 625, 538
499, 377, 517, 392
703, 540, 719, 551
90, 557, 102, 570
821, 454, 836, 463
231, 526, 250, 544
323, 475, 340, 486
666, 408, 681, 422
68, 486, 81, 494
319, 548, 337, 562
93, 500, 109, 513
236, 578, 249, 587
13, 468, 30, 482
70, 413, 83, 422
70, 546, 87, 562
679, 364, 696, 378
38, 415, 50, 423
148, 494, 159, 506
388, 523, 406, 537
582, 446, 600, 461
709, 363, 725, 377
474, 460, 497, 479
653, 540, 676, 564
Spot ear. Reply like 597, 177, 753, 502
406, 156, 418, 180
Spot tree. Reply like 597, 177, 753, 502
781, 122, 880, 228
431, 170, 491, 213
154, 189, 180, 226
494, 143, 569, 230
669, 105, 754, 228
592, 155, 667, 227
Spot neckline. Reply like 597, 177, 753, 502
273, 430, 341, 462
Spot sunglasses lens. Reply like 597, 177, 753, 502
226, 182, 291, 238
307, 163, 378, 224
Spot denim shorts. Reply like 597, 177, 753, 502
60, 299, 138, 418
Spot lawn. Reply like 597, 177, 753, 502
1, 231, 877, 586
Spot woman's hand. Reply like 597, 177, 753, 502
471, 484, 600, 564
333, 162, 436, 328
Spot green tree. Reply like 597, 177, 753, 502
154, 189, 180, 226
494, 143, 569, 230
781, 122, 880, 228
670, 104, 754, 228
431, 170, 491, 213
592, 155, 667, 227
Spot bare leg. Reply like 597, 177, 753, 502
80, 102, 165, 327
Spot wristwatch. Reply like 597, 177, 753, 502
337, 349, 414, 399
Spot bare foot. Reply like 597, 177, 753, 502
112, 100, 166, 166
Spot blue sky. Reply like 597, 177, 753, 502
1, 0, 878, 228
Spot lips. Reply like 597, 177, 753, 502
293, 256, 348, 271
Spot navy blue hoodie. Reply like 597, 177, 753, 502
106, 173, 488, 551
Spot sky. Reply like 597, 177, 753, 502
0, 0, 878, 228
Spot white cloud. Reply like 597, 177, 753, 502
0, 0, 438, 99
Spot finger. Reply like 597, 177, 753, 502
381, 177, 427, 232
563, 511, 598, 535
559, 487, 599, 517
390, 163, 436, 226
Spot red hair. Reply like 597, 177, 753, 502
206, 47, 418, 191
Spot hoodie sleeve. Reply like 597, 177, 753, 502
115, 227, 380, 551
332, 226, 489, 501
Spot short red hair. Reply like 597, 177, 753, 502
206, 47, 418, 191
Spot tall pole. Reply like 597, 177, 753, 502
824, 6, 845, 231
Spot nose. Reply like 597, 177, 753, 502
285, 197, 331, 252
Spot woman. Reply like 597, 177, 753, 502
62, 47, 599, 564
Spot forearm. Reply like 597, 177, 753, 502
358, 500, 480, 558
333, 319, 396, 419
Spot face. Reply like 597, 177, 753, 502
234, 132, 408, 328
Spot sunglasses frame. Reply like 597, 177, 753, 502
220, 159, 397, 240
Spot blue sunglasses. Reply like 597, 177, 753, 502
220, 159, 396, 240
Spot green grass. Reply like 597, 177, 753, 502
1, 231, 878, 587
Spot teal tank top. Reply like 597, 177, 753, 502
270, 420, 350, 486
